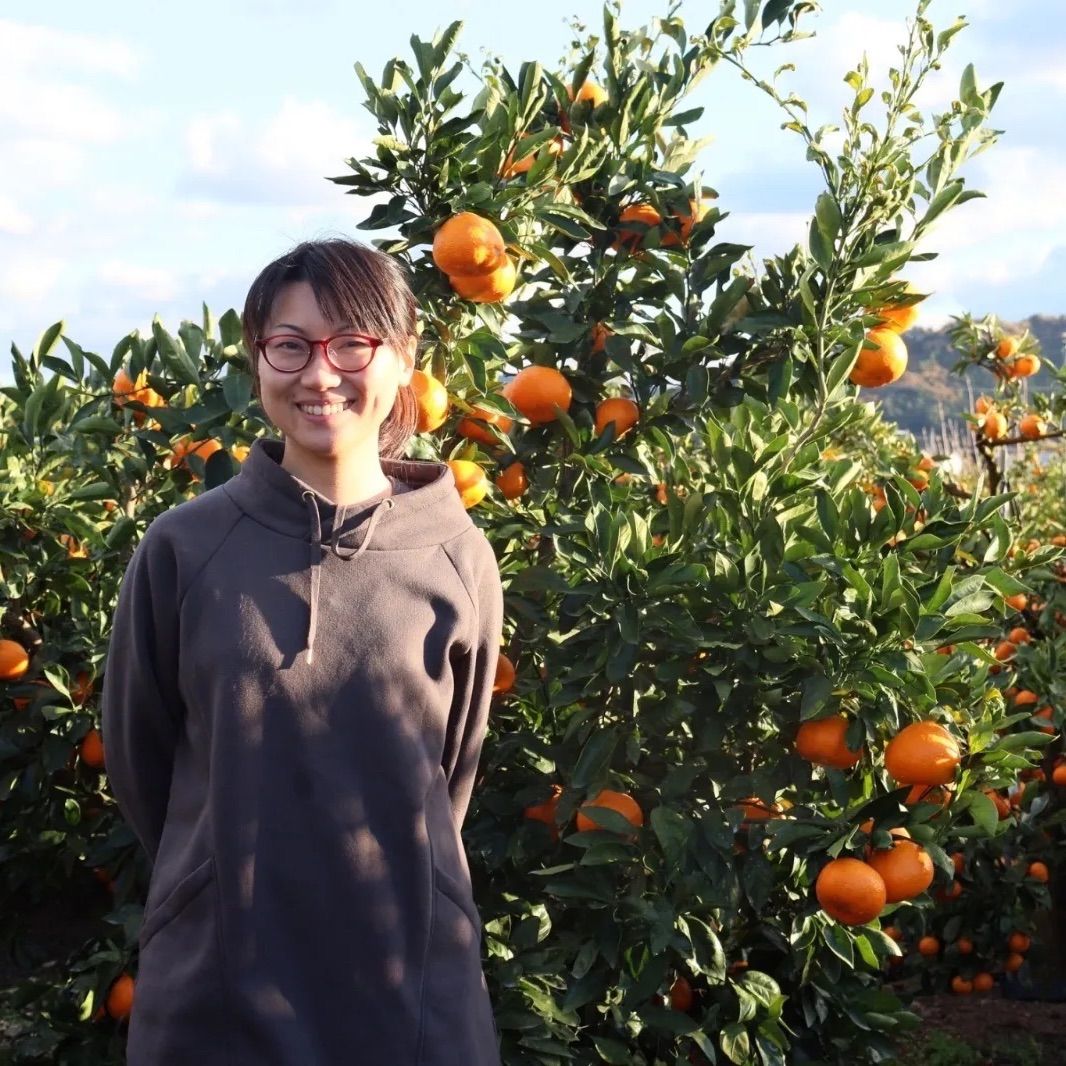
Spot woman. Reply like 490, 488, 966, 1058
102, 239, 504, 1065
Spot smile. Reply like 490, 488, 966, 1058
296, 401, 353, 416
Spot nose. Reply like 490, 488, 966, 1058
299, 343, 343, 384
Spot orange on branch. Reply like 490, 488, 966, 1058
493, 653, 516, 695
1019, 413, 1046, 440
502, 366, 572, 424
432, 212, 506, 276
446, 460, 489, 509
576, 789, 643, 835
918, 935, 940, 957
885, 720, 961, 786
1007, 353, 1040, 378
594, 397, 640, 439
106, 973, 135, 1020
449, 256, 517, 303
794, 715, 863, 769
495, 461, 528, 501
982, 411, 1009, 440
612, 202, 663, 252
815, 858, 886, 926
0, 639, 30, 681
849, 328, 908, 388
866, 839, 935, 902
410, 369, 449, 433
79, 728, 105, 770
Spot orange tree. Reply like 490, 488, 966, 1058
880, 315, 1066, 997
0, 2, 1052, 1064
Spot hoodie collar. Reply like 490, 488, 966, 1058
223, 437, 474, 665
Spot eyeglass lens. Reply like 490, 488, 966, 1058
262, 335, 376, 372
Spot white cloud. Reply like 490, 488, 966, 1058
0, 20, 140, 79
0, 194, 33, 236
97, 262, 181, 304
0, 256, 65, 304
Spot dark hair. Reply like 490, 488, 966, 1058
242, 239, 419, 459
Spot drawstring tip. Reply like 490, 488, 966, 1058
305, 646, 314, 666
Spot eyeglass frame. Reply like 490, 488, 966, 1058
255, 332, 385, 374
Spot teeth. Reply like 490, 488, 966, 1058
299, 402, 349, 416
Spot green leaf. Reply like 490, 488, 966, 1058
571, 728, 619, 789
720, 1022, 751, 1064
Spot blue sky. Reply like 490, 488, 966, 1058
1, 0, 1063, 381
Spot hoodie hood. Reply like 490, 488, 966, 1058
224, 437, 473, 664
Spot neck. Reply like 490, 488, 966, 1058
280, 444, 391, 506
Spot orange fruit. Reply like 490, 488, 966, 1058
106, 973, 135, 1020
112, 368, 165, 425
523, 784, 563, 840
1019, 413, 1046, 440
873, 284, 922, 333
576, 789, 643, 835
613, 202, 663, 252
956, 936, 974, 955
951, 852, 966, 875
795, 715, 864, 769
446, 460, 488, 509
993, 640, 1016, 662
951, 976, 973, 995
456, 405, 513, 445
169, 436, 223, 477
814, 858, 887, 926
996, 336, 1019, 359
1007, 353, 1040, 378
410, 369, 449, 433
501, 135, 563, 178
982, 411, 1008, 440
449, 256, 517, 303
918, 935, 940, 957
79, 728, 105, 770
735, 797, 781, 823
1004, 952, 1025, 973
669, 975, 694, 1012
1007, 932, 1030, 953
72, 671, 93, 705
431, 212, 506, 276
1004, 592, 1028, 612
0, 639, 30, 681
493, 653, 516, 695
866, 839, 935, 903
1013, 689, 1039, 707
904, 783, 954, 807
883, 925, 902, 942
1027, 861, 1049, 883
58, 533, 89, 559
1052, 763, 1066, 787
589, 322, 612, 354
495, 462, 528, 501
849, 327, 908, 387
231, 444, 250, 463
983, 789, 1011, 820
884, 720, 961, 786
502, 366, 572, 424
594, 397, 640, 439
974, 395, 993, 415
936, 879, 963, 902
1007, 626, 1030, 645
662, 198, 710, 248
568, 79, 608, 108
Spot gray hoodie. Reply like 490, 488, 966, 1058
101, 437, 503, 1065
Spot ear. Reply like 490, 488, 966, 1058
396, 335, 417, 386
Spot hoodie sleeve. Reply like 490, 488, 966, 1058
442, 534, 504, 828
101, 524, 186, 864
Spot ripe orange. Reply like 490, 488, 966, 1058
495, 461, 528, 501
576, 789, 644, 835
456, 405, 513, 445
1004, 952, 1025, 973
904, 783, 954, 807
974, 395, 993, 415
795, 715, 864, 769
523, 784, 563, 840
1027, 861, 1049, 883
0, 639, 30, 681
849, 328, 908, 387
1007, 626, 1030, 645
493, 653, 515, 695
883, 925, 902, 942
589, 322, 612, 354
1052, 763, 1066, 787
1012, 689, 1039, 707
936, 879, 963, 902
956, 936, 973, 955
594, 397, 640, 439
169, 436, 223, 477
866, 839, 935, 902
735, 797, 781, 824
983, 789, 1011, 820
431, 212, 506, 276
669, 975, 694, 1012
449, 256, 517, 303
951, 976, 973, 995
613, 202, 663, 252
106, 973, 135, 1021
982, 411, 1009, 441
1019, 413, 1046, 440
994, 640, 1017, 663
662, 198, 710, 248
72, 671, 93, 705
884, 720, 961, 786
1007, 353, 1040, 378
1007, 931, 1031, 953
873, 284, 922, 333
996, 336, 1019, 359
501, 135, 563, 178
112, 368, 165, 425
502, 366, 572, 424
918, 935, 940, 957
410, 369, 449, 433
446, 460, 488, 509
568, 79, 608, 108
79, 728, 105, 770
814, 858, 887, 926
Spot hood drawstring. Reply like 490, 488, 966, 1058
300, 491, 396, 666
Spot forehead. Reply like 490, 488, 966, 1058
267, 280, 351, 330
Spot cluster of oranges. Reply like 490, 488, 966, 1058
892, 923, 1035, 995
848, 283, 924, 389
522, 784, 644, 845
431, 212, 517, 304
974, 393, 1053, 443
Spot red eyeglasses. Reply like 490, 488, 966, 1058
257, 333, 384, 373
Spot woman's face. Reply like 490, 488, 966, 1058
256, 280, 414, 470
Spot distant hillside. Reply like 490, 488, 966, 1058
876, 315, 1066, 438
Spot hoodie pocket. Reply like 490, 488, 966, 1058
130, 856, 229, 1063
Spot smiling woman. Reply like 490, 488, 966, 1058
101, 237, 506, 1065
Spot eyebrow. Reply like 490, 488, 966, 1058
272, 322, 356, 334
